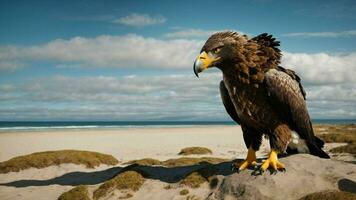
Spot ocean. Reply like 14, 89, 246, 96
0, 119, 355, 132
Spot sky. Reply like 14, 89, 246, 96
0, 0, 355, 121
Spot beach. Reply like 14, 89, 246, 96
0, 125, 354, 200
0, 126, 271, 162
0, 126, 257, 200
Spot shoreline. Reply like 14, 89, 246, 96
0, 120, 355, 133
0, 124, 237, 133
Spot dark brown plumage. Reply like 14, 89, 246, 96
194, 31, 329, 173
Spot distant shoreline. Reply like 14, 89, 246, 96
0, 119, 355, 132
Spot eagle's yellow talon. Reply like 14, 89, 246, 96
238, 159, 257, 170
260, 150, 285, 172
234, 147, 257, 172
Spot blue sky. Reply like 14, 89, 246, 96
0, 0, 355, 121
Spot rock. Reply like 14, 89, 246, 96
207, 154, 356, 200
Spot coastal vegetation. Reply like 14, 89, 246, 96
93, 171, 144, 200
58, 185, 90, 200
178, 147, 213, 155
125, 156, 228, 167
314, 124, 356, 155
0, 150, 119, 173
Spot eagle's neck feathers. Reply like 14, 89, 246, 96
222, 34, 282, 88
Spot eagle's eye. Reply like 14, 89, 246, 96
212, 47, 221, 54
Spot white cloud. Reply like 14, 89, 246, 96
282, 30, 356, 38
1, 33, 356, 120
0, 60, 24, 71
113, 13, 166, 27
0, 73, 227, 121
165, 29, 220, 38
1, 34, 356, 87
1, 72, 356, 120
2, 35, 355, 85
0, 34, 203, 70
164, 28, 245, 39
282, 52, 356, 84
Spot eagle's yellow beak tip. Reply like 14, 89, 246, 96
193, 51, 220, 77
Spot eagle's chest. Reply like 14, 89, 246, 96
223, 77, 274, 128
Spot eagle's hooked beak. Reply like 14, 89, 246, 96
193, 51, 220, 77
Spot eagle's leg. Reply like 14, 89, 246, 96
259, 149, 285, 173
233, 126, 262, 172
258, 124, 290, 174
233, 147, 257, 172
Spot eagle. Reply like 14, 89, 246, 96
193, 31, 329, 174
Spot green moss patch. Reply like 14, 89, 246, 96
180, 165, 219, 188
299, 190, 356, 200
178, 147, 212, 155
119, 193, 133, 199
180, 172, 207, 188
162, 157, 228, 167
58, 185, 90, 200
93, 171, 144, 200
124, 158, 162, 166
186, 195, 200, 200
0, 150, 119, 173
180, 189, 189, 195
123, 157, 228, 168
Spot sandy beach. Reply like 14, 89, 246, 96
0, 126, 264, 200
0, 125, 354, 200
0, 126, 272, 163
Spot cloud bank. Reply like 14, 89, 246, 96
165, 29, 221, 38
0, 34, 355, 120
0, 73, 226, 120
282, 30, 356, 38
164, 28, 246, 39
113, 13, 166, 27
0, 72, 355, 121
0, 34, 203, 70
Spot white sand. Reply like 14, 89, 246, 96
0, 126, 271, 162
0, 126, 270, 200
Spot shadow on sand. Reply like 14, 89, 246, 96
1, 157, 356, 197
0, 159, 242, 188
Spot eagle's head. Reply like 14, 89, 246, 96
193, 31, 245, 77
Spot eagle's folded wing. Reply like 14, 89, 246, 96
264, 67, 329, 158
219, 81, 240, 124
264, 67, 313, 141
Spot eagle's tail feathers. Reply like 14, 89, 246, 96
314, 136, 325, 148
307, 142, 330, 159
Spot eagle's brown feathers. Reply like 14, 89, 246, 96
201, 31, 329, 158
205, 32, 282, 87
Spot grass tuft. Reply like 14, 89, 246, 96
93, 171, 144, 200
180, 172, 207, 188
119, 193, 133, 199
314, 124, 356, 156
180, 165, 219, 188
178, 147, 212, 155
180, 189, 189, 195
124, 158, 162, 166
123, 156, 228, 168
58, 185, 90, 200
0, 150, 119, 173
330, 144, 356, 155
162, 157, 228, 167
